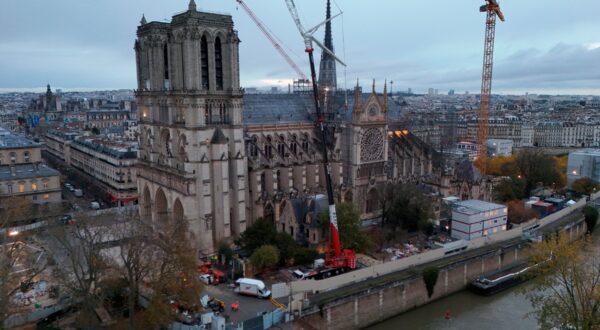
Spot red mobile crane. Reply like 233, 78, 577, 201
283, 0, 356, 272
235, 0, 307, 81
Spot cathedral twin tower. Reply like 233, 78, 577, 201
134, 1, 392, 256
135, 0, 246, 254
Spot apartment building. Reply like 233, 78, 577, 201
45, 130, 138, 205
0, 129, 61, 203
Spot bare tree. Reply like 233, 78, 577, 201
48, 213, 112, 326
0, 197, 47, 327
135, 218, 203, 329
108, 211, 159, 330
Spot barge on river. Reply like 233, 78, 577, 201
469, 262, 533, 296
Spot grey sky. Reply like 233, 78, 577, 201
0, 0, 598, 94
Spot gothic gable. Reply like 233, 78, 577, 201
352, 81, 388, 125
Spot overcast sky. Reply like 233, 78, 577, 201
1, 0, 599, 95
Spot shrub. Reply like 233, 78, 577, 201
422, 267, 439, 298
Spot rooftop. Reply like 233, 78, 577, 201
0, 163, 60, 181
454, 199, 506, 215
242, 92, 403, 126
569, 149, 600, 157
0, 129, 40, 150
74, 138, 138, 160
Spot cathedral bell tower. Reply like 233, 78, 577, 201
134, 0, 247, 255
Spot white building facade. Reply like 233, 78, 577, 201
486, 139, 513, 157
451, 200, 507, 240
566, 149, 600, 186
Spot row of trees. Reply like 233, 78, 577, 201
488, 150, 564, 202
378, 183, 433, 235
50, 211, 203, 329
236, 218, 319, 272
238, 202, 371, 272
0, 197, 202, 329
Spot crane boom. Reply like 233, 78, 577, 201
283, 0, 355, 270
236, 0, 307, 80
477, 0, 504, 170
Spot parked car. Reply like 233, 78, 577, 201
61, 215, 76, 225
90, 201, 100, 210
74, 189, 83, 197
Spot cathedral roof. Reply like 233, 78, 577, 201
455, 157, 482, 182
242, 92, 404, 126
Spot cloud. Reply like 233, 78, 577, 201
346, 43, 600, 94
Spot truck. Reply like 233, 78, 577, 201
234, 278, 271, 299
90, 201, 100, 210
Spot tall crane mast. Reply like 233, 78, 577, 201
477, 0, 504, 169
283, 0, 355, 270
235, 0, 307, 80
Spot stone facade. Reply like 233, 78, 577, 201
134, 2, 436, 254
135, 2, 246, 255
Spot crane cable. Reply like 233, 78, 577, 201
332, 0, 348, 110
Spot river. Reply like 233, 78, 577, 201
369, 228, 600, 330
369, 285, 537, 330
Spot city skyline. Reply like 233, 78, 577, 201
0, 0, 599, 95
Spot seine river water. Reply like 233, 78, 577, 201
369, 230, 600, 330
369, 284, 537, 330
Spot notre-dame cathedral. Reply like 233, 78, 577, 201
135, 0, 433, 255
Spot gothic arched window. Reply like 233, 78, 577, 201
277, 135, 285, 158
201, 36, 209, 90
290, 135, 298, 156
163, 44, 170, 81
265, 136, 273, 159
215, 37, 224, 90
249, 136, 258, 158
301, 134, 309, 153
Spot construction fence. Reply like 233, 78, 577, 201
287, 197, 587, 295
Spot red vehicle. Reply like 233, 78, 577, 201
197, 261, 227, 284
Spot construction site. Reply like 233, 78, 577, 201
4, 0, 597, 329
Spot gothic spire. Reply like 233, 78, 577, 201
353, 79, 362, 113
188, 0, 197, 11
383, 80, 388, 111
318, 0, 337, 92
140, 14, 147, 25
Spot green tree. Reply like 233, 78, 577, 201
572, 178, 600, 196
250, 245, 280, 272
514, 150, 562, 196
235, 218, 301, 265
494, 178, 526, 202
377, 183, 396, 228
235, 218, 277, 255
524, 233, 600, 330
274, 232, 298, 266
387, 184, 432, 233
293, 248, 319, 266
583, 206, 598, 233
320, 202, 370, 252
